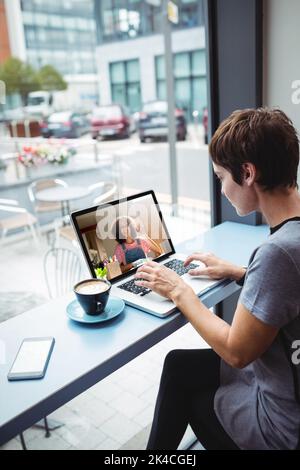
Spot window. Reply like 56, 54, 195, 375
110, 59, 141, 112
77, 18, 91, 31
155, 50, 207, 120
48, 15, 64, 28
25, 27, 36, 47
174, 53, 190, 78
34, 13, 48, 26
99, 0, 160, 42
111, 61, 126, 84
67, 31, 76, 44
21, 0, 35, 11
36, 28, 47, 43
178, 0, 204, 28
22, 11, 35, 24
63, 17, 77, 29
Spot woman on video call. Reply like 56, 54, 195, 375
112, 216, 162, 273
135, 108, 300, 450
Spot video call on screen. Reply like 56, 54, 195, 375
77, 195, 172, 280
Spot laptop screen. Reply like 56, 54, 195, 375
71, 191, 175, 283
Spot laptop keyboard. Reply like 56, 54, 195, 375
118, 279, 151, 296
163, 259, 198, 275
118, 259, 198, 296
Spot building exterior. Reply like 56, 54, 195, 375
95, 0, 207, 118
2, 0, 207, 117
0, 0, 11, 63
4, 0, 99, 110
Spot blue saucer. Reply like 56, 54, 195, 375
66, 296, 125, 324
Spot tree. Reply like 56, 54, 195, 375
37, 65, 67, 92
0, 57, 40, 105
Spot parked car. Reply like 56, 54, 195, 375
90, 104, 132, 139
40, 111, 90, 138
137, 101, 187, 143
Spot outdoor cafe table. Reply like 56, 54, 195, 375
0, 221, 269, 445
35, 185, 91, 218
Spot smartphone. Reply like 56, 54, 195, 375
7, 337, 55, 381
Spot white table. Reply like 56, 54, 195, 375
35, 186, 91, 218
0, 222, 269, 446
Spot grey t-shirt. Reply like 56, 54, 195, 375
214, 220, 300, 450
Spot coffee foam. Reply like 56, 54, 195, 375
75, 280, 109, 295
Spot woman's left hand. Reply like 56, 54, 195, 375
134, 261, 188, 301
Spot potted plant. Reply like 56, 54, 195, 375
95, 266, 108, 280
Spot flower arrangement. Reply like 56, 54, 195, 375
18, 143, 76, 168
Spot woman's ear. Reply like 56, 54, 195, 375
242, 163, 256, 186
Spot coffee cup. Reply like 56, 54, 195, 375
74, 279, 111, 315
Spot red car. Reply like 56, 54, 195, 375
91, 104, 132, 139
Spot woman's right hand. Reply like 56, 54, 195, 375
183, 252, 246, 281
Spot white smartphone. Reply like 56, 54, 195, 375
7, 337, 55, 381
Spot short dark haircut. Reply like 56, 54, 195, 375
209, 108, 299, 191
112, 216, 137, 244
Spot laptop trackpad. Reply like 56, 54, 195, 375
146, 290, 172, 304
144, 276, 219, 302
183, 274, 220, 291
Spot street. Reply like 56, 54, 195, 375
89, 126, 211, 204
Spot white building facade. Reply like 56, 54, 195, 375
95, 1, 207, 119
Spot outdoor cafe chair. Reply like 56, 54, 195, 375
88, 181, 118, 205
28, 178, 68, 214
0, 198, 39, 247
44, 247, 82, 299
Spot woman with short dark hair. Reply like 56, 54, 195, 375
135, 108, 300, 450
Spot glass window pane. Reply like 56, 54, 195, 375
67, 31, 76, 43
127, 60, 140, 82
36, 28, 47, 43
112, 83, 126, 106
48, 15, 64, 28
110, 62, 125, 84
102, 0, 113, 8
192, 50, 206, 76
35, 13, 48, 26
103, 10, 114, 35
157, 80, 166, 101
64, 17, 77, 29
77, 18, 90, 30
175, 78, 191, 114
192, 77, 207, 116
127, 83, 141, 112
174, 53, 190, 78
156, 56, 165, 80
21, 0, 34, 10
25, 27, 36, 46
22, 11, 35, 24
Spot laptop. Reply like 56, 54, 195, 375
71, 190, 222, 318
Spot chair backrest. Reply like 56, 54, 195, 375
44, 247, 82, 299
92, 182, 118, 205
28, 178, 68, 203
0, 198, 27, 214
